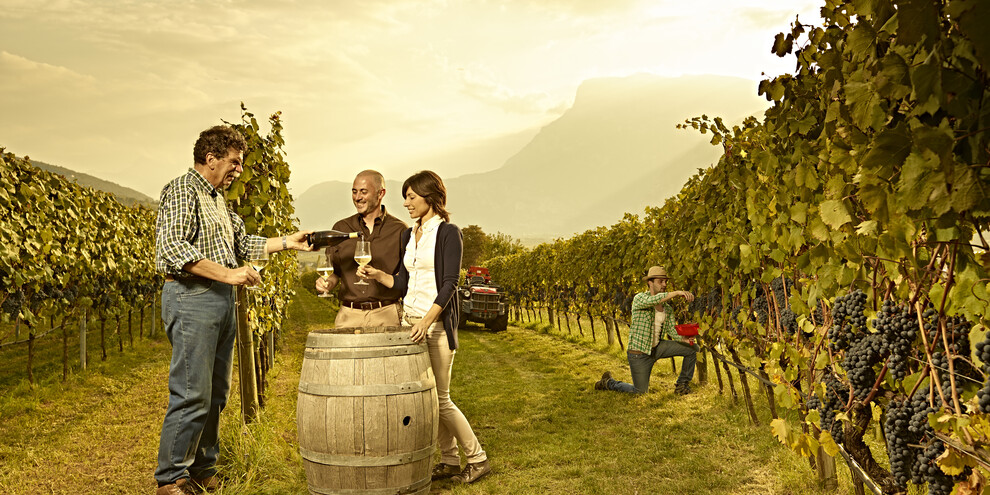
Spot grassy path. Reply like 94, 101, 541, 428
0, 285, 850, 494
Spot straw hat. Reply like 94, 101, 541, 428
643, 266, 669, 281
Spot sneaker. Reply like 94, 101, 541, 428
452, 459, 491, 483
431, 463, 461, 480
674, 383, 692, 395
594, 371, 613, 390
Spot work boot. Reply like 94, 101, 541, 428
431, 463, 461, 480
452, 459, 491, 483
674, 382, 692, 395
594, 371, 613, 390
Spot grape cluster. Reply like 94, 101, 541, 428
769, 276, 793, 311
706, 288, 723, 315
884, 398, 916, 488
752, 294, 769, 326
780, 307, 798, 334
975, 335, 990, 412
872, 299, 917, 382
897, 387, 963, 495
842, 334, 883, 400
828, 289, 867, 353
806, 373, 849, 440
805, 299, 827, 326
925, 309, 972, 356
1, 289, 24, 318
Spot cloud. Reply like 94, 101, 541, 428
0, 50, 97, 91
457, 65, 566, 115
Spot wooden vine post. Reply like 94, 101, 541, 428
235, 286, 260, 423
79, 308, 87, 370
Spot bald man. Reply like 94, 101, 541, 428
316, 170, 408, 326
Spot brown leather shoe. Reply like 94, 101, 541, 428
452, 459, 491, 483
155, 482, 194, 495
431, 462, 461, 480
184, 475, 221, 493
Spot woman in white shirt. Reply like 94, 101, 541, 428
359, 170, 491, 484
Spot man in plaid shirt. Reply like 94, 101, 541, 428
153, 125, 312, 495
595, 266, 698, 395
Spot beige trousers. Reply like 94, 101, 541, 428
410, 318, 487, 465
334, 304, 401, 328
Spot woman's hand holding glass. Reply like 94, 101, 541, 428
356, 264, 387, 286
353, 240, 372, 286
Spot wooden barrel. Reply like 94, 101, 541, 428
297, 326, 438, 495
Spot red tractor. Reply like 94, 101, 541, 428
457, 266, 508, 332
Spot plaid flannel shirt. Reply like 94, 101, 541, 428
155, 168, 265, 276
627, 291, 681, 353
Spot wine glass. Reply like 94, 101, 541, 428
353, 240, 372, 286
247, 248, 269, 292
317, 250, 334, 298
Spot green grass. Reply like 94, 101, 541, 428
0, 283, 863, 494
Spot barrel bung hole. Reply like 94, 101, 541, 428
403, 416, 411, 426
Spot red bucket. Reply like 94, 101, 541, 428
675, 323, 699, 337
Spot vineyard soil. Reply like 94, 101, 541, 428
1, 282, 861, 494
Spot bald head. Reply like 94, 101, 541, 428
356, 170, 385, 190
352, 170, 387, 217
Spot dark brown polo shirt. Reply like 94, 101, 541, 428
330, 207, 408, 304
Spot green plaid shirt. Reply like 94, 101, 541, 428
155, 168, 265, 276
627, 291, 681, 353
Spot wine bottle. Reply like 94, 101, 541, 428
307, 230, 361, 249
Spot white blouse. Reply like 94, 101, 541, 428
402, 215, 442, 318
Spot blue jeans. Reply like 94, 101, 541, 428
155, 278, 236, 484
607, 341, 698, 394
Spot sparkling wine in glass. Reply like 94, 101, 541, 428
353, 240, 372, 286
317, 251, 334, 298
247, 248, 269, 291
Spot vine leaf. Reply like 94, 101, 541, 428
819, 200, 852, 229
935, 448, 969, 476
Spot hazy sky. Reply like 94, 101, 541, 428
0, 0, 821, 198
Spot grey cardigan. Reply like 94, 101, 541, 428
392, 221, 463, 350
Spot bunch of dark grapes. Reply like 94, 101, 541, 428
688, 291, 706, 316
975, 335, 990, 412
925, 309, 972, 356
884, 398, 918, 489
810, 299, 827, 326
842, 334, 883, 400
929, 350, 980, 401
894, 387, 968, 494
1, 289, 24, 318
752, 295, 769, 326
706, 288, 723, 315
912, 440, 955, 495
872, 299, 917, 382
780, 307, 799, 335
828, 289, 867, 353
806, 373, 849, 440
769, 276, 793, 311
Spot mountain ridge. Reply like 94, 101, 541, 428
295, 73, 769, 241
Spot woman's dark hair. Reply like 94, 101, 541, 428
402, 170, 450, 222
193, 125, 247, 165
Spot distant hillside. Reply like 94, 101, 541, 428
295, 73, 769, 240
30, 159, 158, 208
